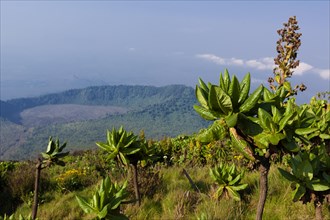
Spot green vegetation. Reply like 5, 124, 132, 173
0, 16, 329, 220
31, 138, 69, 220
209, 163, 248, 201
76, 176, 129, 220
0, 85, 209, 161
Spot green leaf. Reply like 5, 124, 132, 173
239, 85, 263, 113
228, 75, 240, 109
195, 85, 209, 108
225, 113, 238, 128
268, 133, 286, 145
227, 187, 241, 201
292, 184, 306, 202
281, 140, 300, 152
278, 168, 299, 182
238, 73, 251, 104
271, 106, 282, 124
209, 86, 233, 115
229, 127, 255, 161
193, 105, 218, 120
309, 181, 330, 191
54, 151, 70, 158
258, 108, 276, 132
301, 160, 313, 180
263, 88, 275, 101
278, 112, 295, 131
223, 69, 231, 92
295, 127, 319, 135
98, 204, 109, 219
76, 195, 95, 214
231, 183, 248, 191
198, 77, 209, 93
45, 138, 55, 154
96, 142, 112, 151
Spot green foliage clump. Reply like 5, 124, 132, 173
209, 163, 248, 201
76, 176, 129, 220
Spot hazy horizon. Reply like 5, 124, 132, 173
1, 1, 329, 103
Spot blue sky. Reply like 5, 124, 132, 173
1, 1, 329, 103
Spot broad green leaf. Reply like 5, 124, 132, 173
295, 127, 319, 135
195, 85, 209, 108
223, 69, 231, 92
45, 138, 55, 154
238, 73, 251, 104
278, 168, 299, 182
309, 180, 330, 191
279, 112, 295, 131
231, 183, 248, 191
258, 108, 276, 132
301, 160, 313, 180
239, 85, 263, 113
292, 184, 306, 202
281, 140, 300, 152
98, 204, 109, 219
76, 195, 96, 214
193, 105, 218, 120
227, 187, 241, 201
225, 113, 238, 128
229, 127, 255, 161
198, 77, 209, 93
228, 75, 240, 109
40, 152, 50, 159
320, 133, 330, 139
208, 86, 223, 112
263, 87, 275, 101
268, 133, 286, 145
54, 152, 70, 158
96, 142, 111, 151
271, 106, 282, 124
215, 86, 233, 114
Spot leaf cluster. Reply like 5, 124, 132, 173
209, 163, 247, 201
76, 176, 129, 220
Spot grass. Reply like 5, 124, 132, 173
6, 165, 330, 219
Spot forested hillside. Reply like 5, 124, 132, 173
0, 85, 210, 160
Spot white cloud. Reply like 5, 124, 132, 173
313, 68, 330, 79
295, 62, 313, 75
196, 54, 225, 65
196, 53, 329, 79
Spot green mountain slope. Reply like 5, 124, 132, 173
0, 85, 209, 160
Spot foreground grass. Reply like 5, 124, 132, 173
11, 165, 330, 219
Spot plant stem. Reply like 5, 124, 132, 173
131, 163, 140, 206
256, 157, 270, 220
314, 199, 323, 220
32, 159, 42, 220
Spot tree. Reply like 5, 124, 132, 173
32, 137, 69, 220
96, 126, 155, 206
193, 16, 308, 220
279, 96, 330, 220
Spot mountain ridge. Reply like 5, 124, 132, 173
0, 84, 209, 160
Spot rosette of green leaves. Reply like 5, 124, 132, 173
40, 137, 69, 167
209, 163, 248, 201
252, 99, 300, 152
278, 149, 330, 203
96, 126, 141, 167
294, 97, 330, 144
194, 69, 263, 128
76, 176, 129, 220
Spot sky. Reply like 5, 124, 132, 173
1, 1, 329, 103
